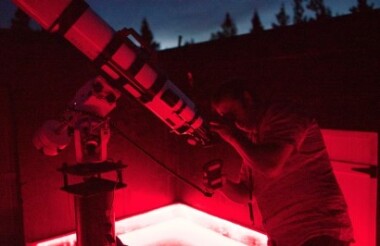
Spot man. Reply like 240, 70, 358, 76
207, 81, 354, 246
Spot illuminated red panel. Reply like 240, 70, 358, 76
28, 203, 268, 246
321, 129, 378, 246
321, 129, 378, 164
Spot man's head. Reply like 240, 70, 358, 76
211, 80, 258, 132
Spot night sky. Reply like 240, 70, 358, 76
1, 0, 380, 49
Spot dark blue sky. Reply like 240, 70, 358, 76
1, 0, 380, 49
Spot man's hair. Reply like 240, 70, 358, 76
211, 80, 253, 104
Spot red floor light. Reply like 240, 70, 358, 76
29, 203, 268, 246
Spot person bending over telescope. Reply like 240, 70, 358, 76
205, 80, 354, 246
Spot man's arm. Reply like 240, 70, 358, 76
210, 121, 295, 178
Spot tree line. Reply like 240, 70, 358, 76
212, 0, 376, 39
4, 0, 377, 50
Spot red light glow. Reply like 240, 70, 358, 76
28, 203, 268, 246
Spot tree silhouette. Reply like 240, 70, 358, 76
11, 8, 31, 31
221, 13, 238, 37
210, 12, 237, 40
350, 0, 375, 14
140, 18, 160, 51
293, 0, 307, 24
306, 0, 332, 20
272, 3, 290, 28
184, 38, 195, 46
250, 9, 264, 34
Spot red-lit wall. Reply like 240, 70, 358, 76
0, 10, 379, 245
156, 11, 380, 244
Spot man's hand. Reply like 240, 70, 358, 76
209, 120, 239, 144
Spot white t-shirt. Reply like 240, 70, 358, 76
239, 102, 354, 246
